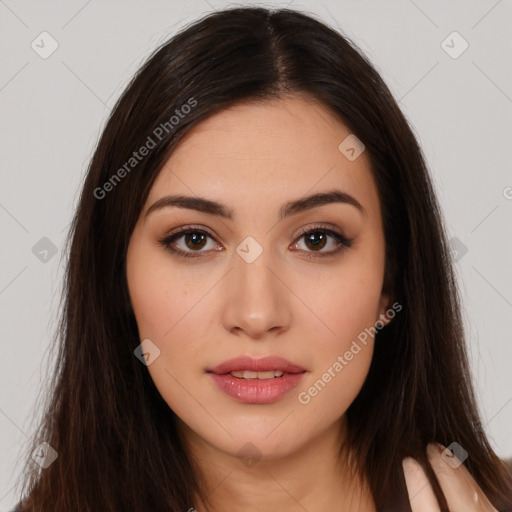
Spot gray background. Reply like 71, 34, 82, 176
1, 0, 511, 508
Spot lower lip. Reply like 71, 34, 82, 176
207, 372, 305, 404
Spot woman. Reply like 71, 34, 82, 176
13, 6, 512, 511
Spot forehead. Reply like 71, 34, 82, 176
146, 95, 381, 222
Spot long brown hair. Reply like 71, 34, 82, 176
15, 6, 512, 511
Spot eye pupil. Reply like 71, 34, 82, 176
305, 232, 327, 251
185, 233, 207, 250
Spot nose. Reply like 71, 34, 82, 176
220, 247, 292, 340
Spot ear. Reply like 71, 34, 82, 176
376, 292, 394, 327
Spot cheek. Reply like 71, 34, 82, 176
297, 297, 376, 425
298, 254, 384, 415
126, 245, 212, 418
126, 242, 217, 399
311, 259, 384, 344
126, 241, 208, 340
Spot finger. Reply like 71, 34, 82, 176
403, 456, 441, 512
426, 443, 498, 512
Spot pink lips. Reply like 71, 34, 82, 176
206, 355, 306, 404
207, 355, 306, 375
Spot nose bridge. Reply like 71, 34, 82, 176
221, 235, 291, 337
235, 239, 276, 293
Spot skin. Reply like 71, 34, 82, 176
404, 443, 498, 511
125, 95, 495, 511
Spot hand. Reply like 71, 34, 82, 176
402, 442, 498, 511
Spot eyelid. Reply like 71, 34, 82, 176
164, 224, 216, 238
296, 222, 345, 238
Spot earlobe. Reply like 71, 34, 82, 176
377, 293, 394, 327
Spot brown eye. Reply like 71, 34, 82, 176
158, 225, 353, 260
183, 232, 208, 250
158, 227, 220, 259
303, 231, 328, 251
293, 227, 353, 258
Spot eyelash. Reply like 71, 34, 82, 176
157, 224, 354, 260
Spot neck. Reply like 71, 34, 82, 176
178, 417, 376, 512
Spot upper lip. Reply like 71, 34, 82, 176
207, 355, 306, 375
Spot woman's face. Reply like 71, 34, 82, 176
126, 95, 391, 460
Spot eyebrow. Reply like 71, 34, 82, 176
145, 189, 366, 220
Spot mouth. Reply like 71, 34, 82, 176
206, 355, 306, 404
225, 369, 287, 379
206, 355, 306, 375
